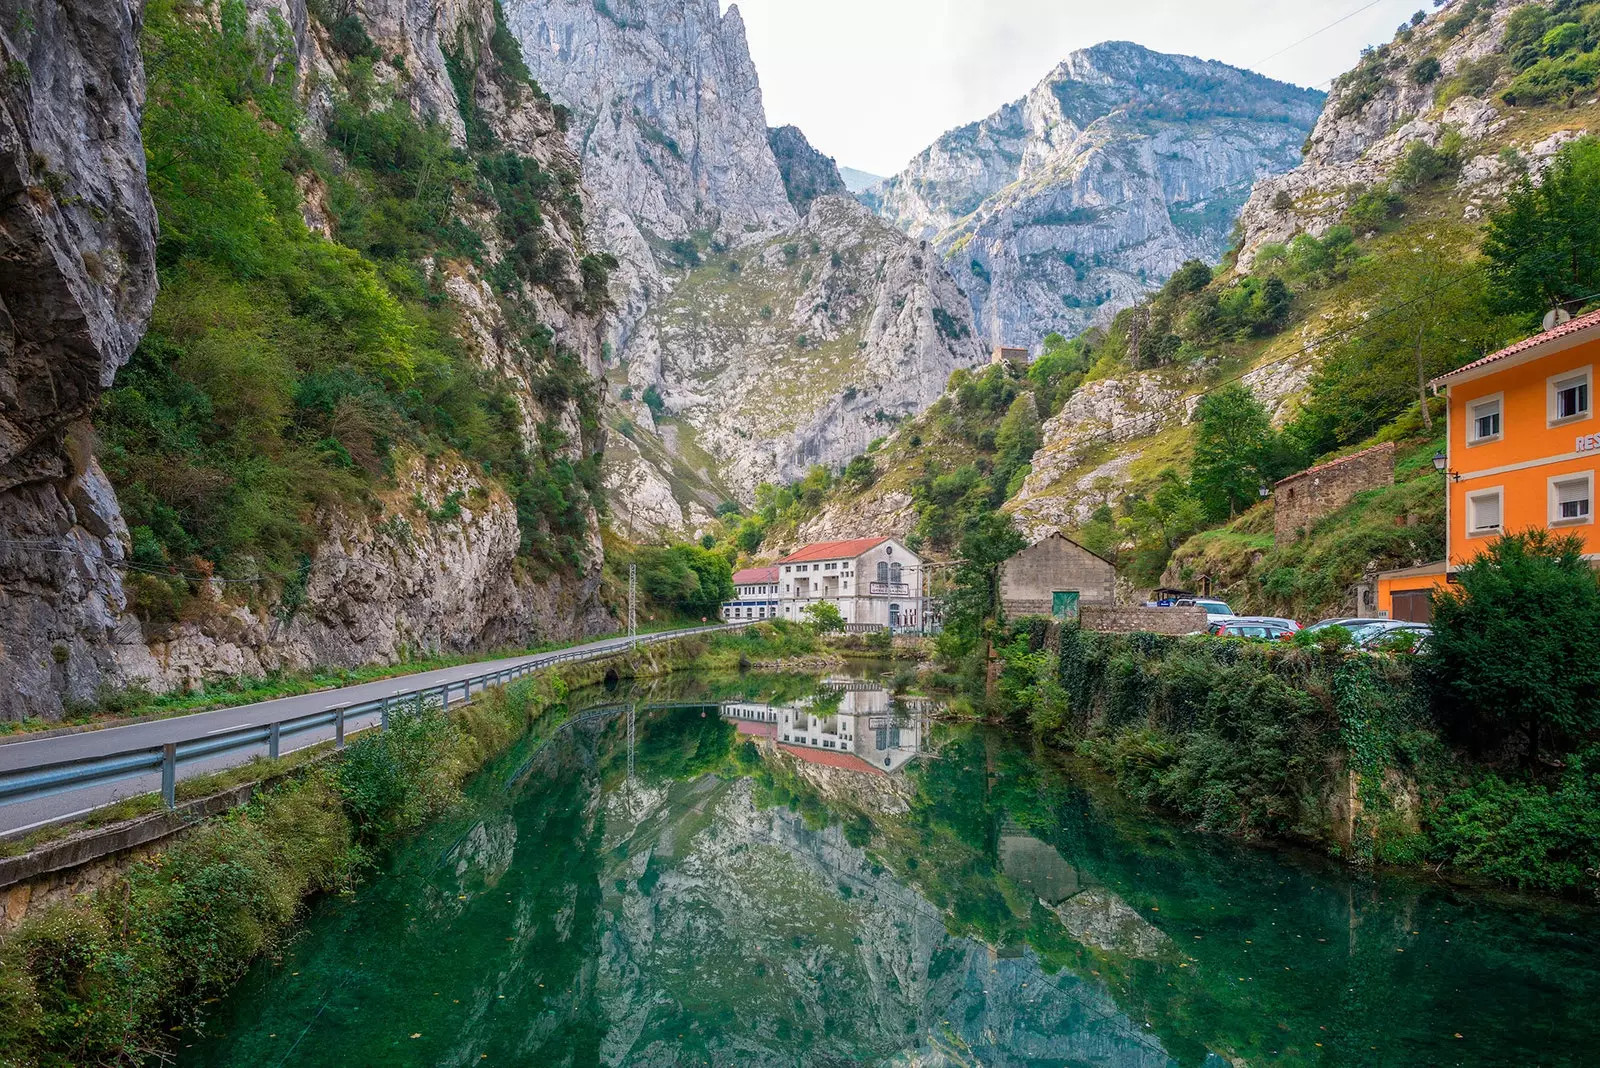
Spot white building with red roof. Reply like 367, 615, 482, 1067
770, 537, 925, 630
720, 565, 781, 622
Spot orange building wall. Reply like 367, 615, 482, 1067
1446, 334, 1600, 568
1376, 571, 1450, 618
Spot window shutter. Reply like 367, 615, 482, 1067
1558, 478, 1591, 519
1474, 493, 1501, 531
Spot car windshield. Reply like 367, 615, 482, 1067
1197, 601, 1230, 613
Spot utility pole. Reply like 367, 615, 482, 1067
627, 703, 636, 782
628, 563, 638, 647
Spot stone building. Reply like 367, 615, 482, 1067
998, 532, 1115, 619
1273, 442, 1395, 547
992, 346, 1031, 370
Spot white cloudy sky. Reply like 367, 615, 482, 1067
726, 0, 1425, 176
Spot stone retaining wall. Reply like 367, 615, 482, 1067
1081, 605, 1209, 635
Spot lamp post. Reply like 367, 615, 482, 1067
1433, 451, 1461, 481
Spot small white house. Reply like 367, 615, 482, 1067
774, 537, 924, 630
721, 566, 780, 622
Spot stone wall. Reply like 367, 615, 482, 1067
999, 533, 1115, 618
1080, 605, 1208, 635
1273, 442, 1395, 547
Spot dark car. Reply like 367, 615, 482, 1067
1209, 619, 1298, 641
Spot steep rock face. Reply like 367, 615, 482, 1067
141, 453, 607, 690
0, 0, 159, 716
621, 196, 986, 507
767, 123, 847, 215
875, 42, 1322, 349
502, 0, 796, 351
1235, 0, 1580, 269
0, 0, 612, 719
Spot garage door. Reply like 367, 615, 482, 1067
1391, 590, 1432, 623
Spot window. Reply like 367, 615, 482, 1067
877, 561, 889, 582
889, 563, 902, 584
1467, 488, 1503, 537
1551, 472, 1594, 526
1467, 394, 1502, 445
1550, 368, 1593, 425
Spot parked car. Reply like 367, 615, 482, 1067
1349, 620, 1432, 651
1302, 617, 1388, 635
1209, 618, 1299, 641
1176, 598, 1236, 624
1239, 615, 1301, 633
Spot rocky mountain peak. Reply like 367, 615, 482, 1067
873, 42, 1323, 350
769, 124, 848, 214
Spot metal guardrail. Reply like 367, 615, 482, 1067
0, 624, 735, 816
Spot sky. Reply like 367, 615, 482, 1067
725, 0, 1428, 177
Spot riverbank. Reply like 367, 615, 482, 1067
979, 622, 1600, 902
0, 625, 814, 1065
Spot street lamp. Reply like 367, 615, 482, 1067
1432, 451, 1447, 473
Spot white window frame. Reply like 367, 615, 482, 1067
1466, 485, 1504, 539
1466, 392, 1503, 446
1548, 366, 1593, 427
1549, 470, 1595, 527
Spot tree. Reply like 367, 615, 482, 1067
993, 393, 1042, 495
1121, 468, 1207, 585
1291, 225, 1509, 446
1483, 136, 1600, 319
1190, 384, 1276, 522
802, 601, 844, 634
1429, 530, 1600, 761
940, 511, 1027, 656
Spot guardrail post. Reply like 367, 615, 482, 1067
380, 697, 390, 731
161, 744, 177, 810
269, 721, 281, 761
335, 706, 346, 749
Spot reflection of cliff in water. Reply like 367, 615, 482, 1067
596, 773, 1190, 1068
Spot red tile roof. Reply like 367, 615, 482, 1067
1431, 307, 1600, 387
735, 719, 777, 738
777, 538, 888, 564
732, 566, 779, 585
1274, 441, 1394, 488
777, 742, 887, 776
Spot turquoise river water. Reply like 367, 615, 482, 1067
181, 668, 1600, 1067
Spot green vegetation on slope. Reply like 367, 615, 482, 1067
101, 0, 607, 624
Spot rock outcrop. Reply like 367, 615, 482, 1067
873, 41, 1323, 350
1234, 0, 1586, 270
0, 0, 160, 716
768, 124, 847, 215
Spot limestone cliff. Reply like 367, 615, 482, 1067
503, 0, 988, 533
0, 0, 159, 717
874, 41, 1323, 350
1236, 0, 1590, 270
0, 0, 613, 719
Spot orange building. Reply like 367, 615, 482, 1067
1377, 309, 1600, 621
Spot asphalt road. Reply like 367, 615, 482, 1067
0, 625, 728, 837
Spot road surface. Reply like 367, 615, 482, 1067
0, 625, 727, 837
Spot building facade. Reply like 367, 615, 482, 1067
720, 566, 780, 622
720, 683, 929, 774
774, 537, 925, 630
1377, 309, 1600, 620
997, 532, 1115, 619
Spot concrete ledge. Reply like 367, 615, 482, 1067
0, 781, 268, 893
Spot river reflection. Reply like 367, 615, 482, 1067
182, 670, 1600, 1067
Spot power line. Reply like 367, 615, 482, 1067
1249, 0, 1401, 70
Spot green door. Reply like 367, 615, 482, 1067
1051, 591, 1080, 619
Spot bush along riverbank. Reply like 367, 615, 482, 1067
983, 614, 1600, 902
0, 626, 814, 1066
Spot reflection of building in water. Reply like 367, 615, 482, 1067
999, 819, 1080, 904
720, 683, 931, 774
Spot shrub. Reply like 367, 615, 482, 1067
1430, 750, 1600, 896
1429, 529, 1600, 759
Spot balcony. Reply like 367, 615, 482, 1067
868, 582, 913, 597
